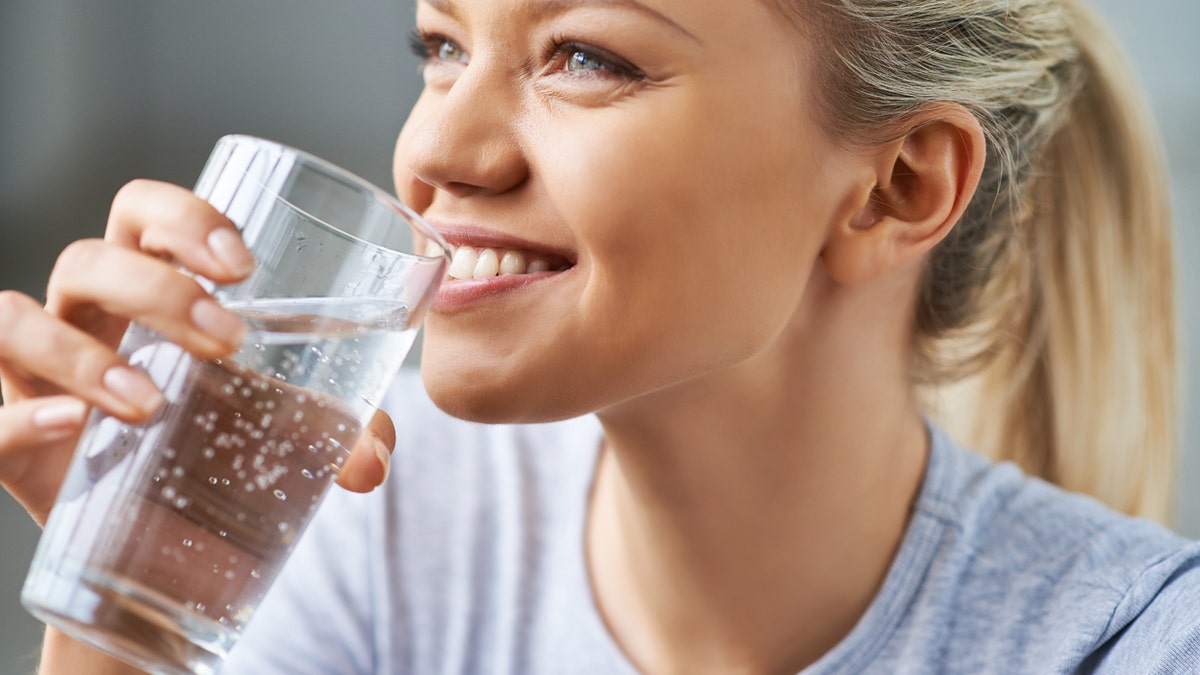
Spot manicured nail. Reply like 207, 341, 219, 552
191, 298, 247, 347
373, 436, 392, 484
32, 400, 88, 430
207, 228, 256, 277
103, 366, 164, 414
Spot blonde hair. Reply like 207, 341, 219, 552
781, 0, 1177, 521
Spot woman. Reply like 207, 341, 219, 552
1, 0, 1193, 672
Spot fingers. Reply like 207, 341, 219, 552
46, 241, 247, 360
0, 396, 88, 452
336, 409, 396, 493
0, 396, 87, 526
106, 179, 256, 284
0, 291, 163, 421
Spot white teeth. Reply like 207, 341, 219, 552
473, 248, 500, 279
500, 251, 526, 275
449, 246, 479, 279
423, 239, 444, 258
446, 245, 565, 280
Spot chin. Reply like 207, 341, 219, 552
419, 354, 595, 425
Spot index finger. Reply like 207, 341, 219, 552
106, 179, 255, 284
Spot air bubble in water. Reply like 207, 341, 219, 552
224, 570, 236, 580
174, 496, 190, 509
209, 477, 219, 485
250, 569, 261, 579
300, 469, 314, 479
203, 448, 215, 460
171, 466, 185, 478
273, 489, 287, 501
161, 486, 177, 500
182, 538, 193, 547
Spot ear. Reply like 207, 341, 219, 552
821, 103, 985, 286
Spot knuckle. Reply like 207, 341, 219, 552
54, 238, 102, 272
48, 239, 104, 295
0, 291, 34, 336
111, 178, 153, 209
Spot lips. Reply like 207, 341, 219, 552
426, 222, 577, 310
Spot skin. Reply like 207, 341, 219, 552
401, 0, 983, 672
0, 0, 984, 672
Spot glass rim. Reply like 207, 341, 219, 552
215, 134, 450, 260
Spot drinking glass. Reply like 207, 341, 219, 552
21, 135, 448, 675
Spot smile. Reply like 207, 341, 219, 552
437, 243, 573, 281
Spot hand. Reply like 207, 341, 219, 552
0, 179, 394, 527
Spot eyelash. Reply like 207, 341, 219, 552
406, 28, 644, 81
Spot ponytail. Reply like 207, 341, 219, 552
787, 0, 1178, 521
953, 0, 1177, 522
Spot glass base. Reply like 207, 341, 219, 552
23, 567, 230, 675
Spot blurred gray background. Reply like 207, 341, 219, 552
0, 1, 1197, 672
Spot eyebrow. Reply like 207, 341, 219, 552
420, 0, 699, 42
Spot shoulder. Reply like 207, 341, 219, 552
886, 424, 1200, 672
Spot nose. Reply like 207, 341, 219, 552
399, 63, 530, 202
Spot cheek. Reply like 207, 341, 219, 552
538, 93, 830, 360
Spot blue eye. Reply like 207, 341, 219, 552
407, 29, 469, 66
567, 50, 606, 72
554, 42, 643, 80
437, 40, 469, 64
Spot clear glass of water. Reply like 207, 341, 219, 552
21, 135, 448, 675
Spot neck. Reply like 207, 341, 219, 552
587, 272, 929, 675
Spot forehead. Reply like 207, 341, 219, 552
415, 0, 799, 38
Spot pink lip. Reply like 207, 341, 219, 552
432, 268, 575, 313
424, 219, 578, 313
429, 220, 577, 265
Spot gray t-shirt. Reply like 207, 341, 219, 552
221, 373, 1200, 673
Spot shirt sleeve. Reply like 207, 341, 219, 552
1086, 550, 1200, 673
219, 487, 378, 675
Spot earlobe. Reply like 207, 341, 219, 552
822, 104, 986, 286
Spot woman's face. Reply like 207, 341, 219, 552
396, 0, 863, 422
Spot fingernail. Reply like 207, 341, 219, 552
32, 400, 88, 430
207, 228, 256, 277
373, 436, 391, 484
103, 366, 164, 414
191, 298, 247, 347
